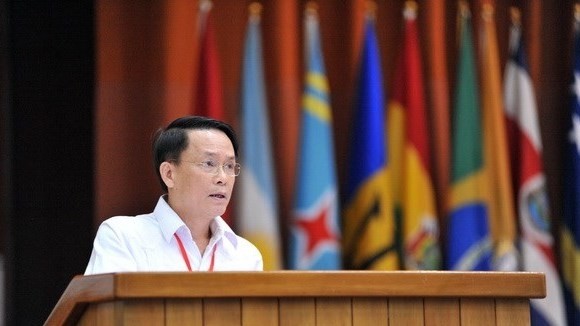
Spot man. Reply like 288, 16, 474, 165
85, 116, 263, 274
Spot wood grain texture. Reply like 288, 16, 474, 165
460, 298, 496, 326
279, 298, 315, 326
241, 298, 279, 325
45, 271, 545, 325
495, 298, 530, 326
352, 297, 388, 325
316, 298, 352, 326
424, 298, 460, 326
203, 298, 241, 326
388, 298, 424, 325
165, 299, 203, 325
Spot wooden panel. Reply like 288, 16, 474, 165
77, 304, 97, 326
352, 297, 388, 325
460, 298, 495, 325
46, 272, 545, 325
315, 298, 352, 326
279, 298, 315, 326
242, 298, 279, 325
203, 298, 241, 326
495, 298, 530, 326
166, 298, 203, 325
121, 299, 165, 324
388, 298, 424, 325
78, 301, 117, 326
46, 274, 115, 324
113, 272, 546, 298
424, 298, 459, 326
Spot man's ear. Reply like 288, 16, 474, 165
159, 161, 175, 189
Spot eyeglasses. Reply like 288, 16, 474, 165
180, 160, 241, 176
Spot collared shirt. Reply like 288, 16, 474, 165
84, 196, 263, 274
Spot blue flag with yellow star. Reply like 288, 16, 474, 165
288, 5, 341, 270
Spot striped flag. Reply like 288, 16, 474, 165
447, 2, 492, 271
389, 1, 440, 270
194, 0, 224, 119
503, 9, 566, 325
479, 3, 518, 271
237, 4, 282, 270
343, 11, 398, 270
289, 4, 341, 270
562, 5, 580, 325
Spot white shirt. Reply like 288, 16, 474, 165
84, 196, 263, 274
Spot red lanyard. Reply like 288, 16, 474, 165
174, 233, 217, 271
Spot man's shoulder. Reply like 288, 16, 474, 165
233, 235, 262, 256
100, 213, 157, 229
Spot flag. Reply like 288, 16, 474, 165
503, 9, 567, 325
389, 1, 440, 270
194, 0, 231, 224
424, 0, 450, 233
343, 11, 398, 270
237, 3, 282, 271
194, 0, 225, 119
562, 5, 580, 325
289, 4, 341, 270
446, 2, 492, 271
479, 3, 518, 271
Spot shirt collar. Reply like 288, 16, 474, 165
153, 196, 238, 249
154, 196, 186, 243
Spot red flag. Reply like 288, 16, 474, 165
194, 0, 224, 119
194, 1, 230, 224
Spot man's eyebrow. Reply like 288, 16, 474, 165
199, 151, 236, 160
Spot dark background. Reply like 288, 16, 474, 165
1, 1, 94, 325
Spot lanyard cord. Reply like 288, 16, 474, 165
174, 233, 217, 271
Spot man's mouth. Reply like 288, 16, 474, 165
210, 194, 226, 199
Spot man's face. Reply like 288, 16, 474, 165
169, 128, 236, 219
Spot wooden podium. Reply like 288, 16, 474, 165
45, 271, 545, 325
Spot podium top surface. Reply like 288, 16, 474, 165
46, 271, 545, 325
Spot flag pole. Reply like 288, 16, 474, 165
365, 0, 377, 21
510, 6, 521, 26
248, 2, 262, 21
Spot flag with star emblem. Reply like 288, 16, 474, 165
343, 13, 398, 270
503, 10, 566, 325
479, 3, 518, 271
288, 4, 341, 270
388, 1, 441, 270
447, 2, 492, 271
237, 4, 282, 271
562, 5, 580, 325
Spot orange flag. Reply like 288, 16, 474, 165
424, 0, 450, 225
479, 2, 518, 271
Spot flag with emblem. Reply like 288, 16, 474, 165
447, 2, 492, 271
289, 4, 341, 270
503, 9, 566, 325
343, 10, 398, 270
237, 3, 282, 270
389, 1, 440, 270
